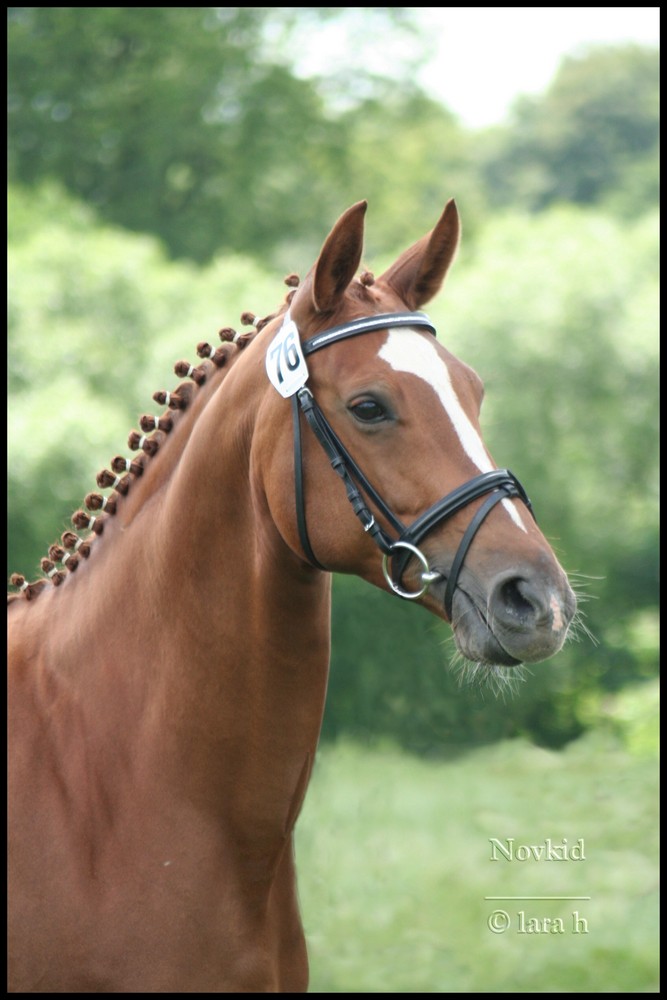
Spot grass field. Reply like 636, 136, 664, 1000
296, 726, 659, 993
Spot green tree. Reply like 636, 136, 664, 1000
480, 44, 659, 215
338, 90, 486, 256
7, 7, 420, 263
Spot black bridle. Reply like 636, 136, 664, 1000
276, 310, 534, 618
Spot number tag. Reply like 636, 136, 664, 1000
265, 312, 309, 397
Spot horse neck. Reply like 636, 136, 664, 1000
39, 343, 332, 819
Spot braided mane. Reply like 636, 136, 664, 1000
7, 278, 300, 605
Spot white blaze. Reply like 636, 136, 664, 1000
379, 329, 527, 532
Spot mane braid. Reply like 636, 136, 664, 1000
7, 282, 298, 605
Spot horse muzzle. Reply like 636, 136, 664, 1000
443, 564, 577, 666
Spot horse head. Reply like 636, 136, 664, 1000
256, 199, 576, 667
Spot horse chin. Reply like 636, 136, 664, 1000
452, 624, 523, 668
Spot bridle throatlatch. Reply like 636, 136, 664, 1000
265, 309, 534, 618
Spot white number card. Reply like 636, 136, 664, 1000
265, 312, 309, 398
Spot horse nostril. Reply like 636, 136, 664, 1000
486, 571, 575, 661
496, 577, 540, 624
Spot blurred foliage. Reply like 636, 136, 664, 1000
7, 7, 429, 265
8, 183, 658, 750
8, 11, 658, 265
576, 677, 659, 759
480, 44, 659, 215
334, 91, 487, 256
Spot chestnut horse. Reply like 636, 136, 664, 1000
8, 199, 575, 992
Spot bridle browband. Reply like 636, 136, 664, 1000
274, 310, 534, 619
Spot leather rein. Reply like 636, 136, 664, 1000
267, 310, 534, 618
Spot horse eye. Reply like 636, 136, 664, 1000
350, 399, 387, 423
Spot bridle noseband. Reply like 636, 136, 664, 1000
266, 310, 534, 618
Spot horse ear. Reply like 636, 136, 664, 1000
379, 199, 461, 309
310, 200, 368, 313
